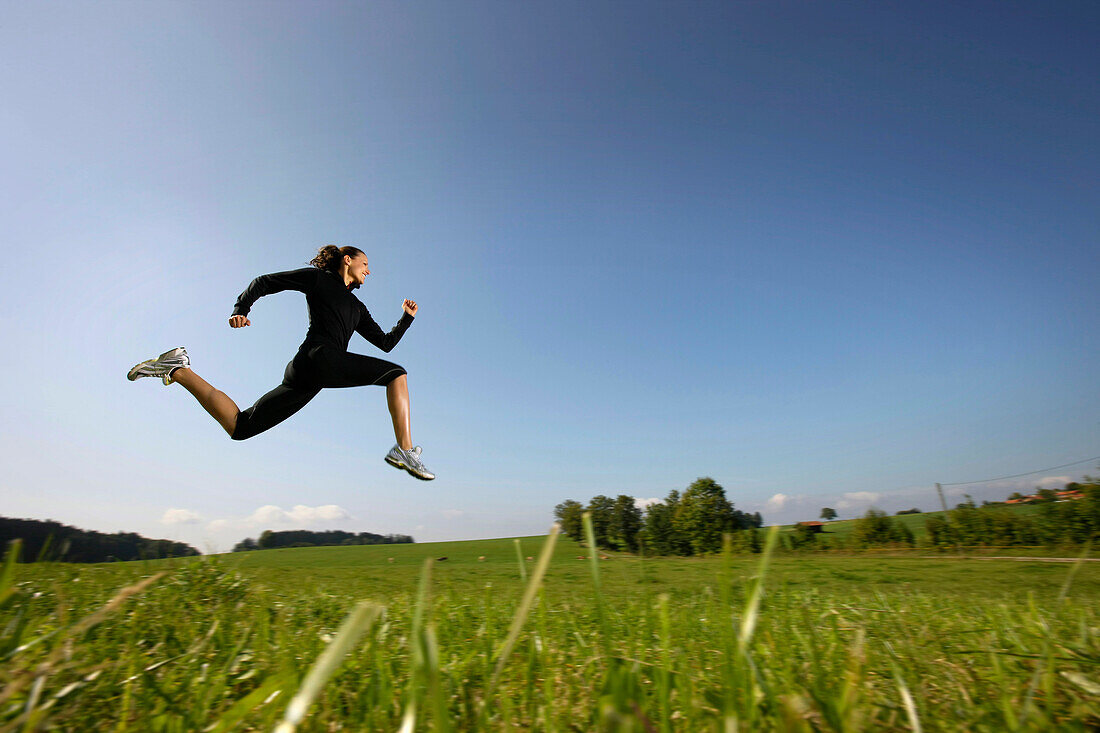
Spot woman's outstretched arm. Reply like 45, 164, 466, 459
231, 267, 319, 320
356, 300, 417, 353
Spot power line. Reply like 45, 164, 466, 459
940, 454, 1100, 487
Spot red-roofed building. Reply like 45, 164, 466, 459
1004, 489, 1084, 505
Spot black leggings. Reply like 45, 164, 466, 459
231, 344, 406, 441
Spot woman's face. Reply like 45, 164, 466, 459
345, 253, 370, 286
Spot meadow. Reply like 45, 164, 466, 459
2, 527, 1097, 731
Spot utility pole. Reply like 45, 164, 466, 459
935, 483, 948, 513
936, 483, 963, 556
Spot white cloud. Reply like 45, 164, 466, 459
289, 504, 351, 522
442, 509, 465, 518
1037, 475, 1071, 488
837, 491, 882, 510
634, 497, 661, 510
161, 508, 201, 525
764, 493, 788, 512
248, 505, 289, 525
244, 504, 352, 526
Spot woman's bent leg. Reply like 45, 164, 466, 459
386, 374, 412, 451
231, 383, 320, 441
316, 351, 411, 448
171, 368, 240, 437
319, 350, 431, 479
172, 364, 320, 441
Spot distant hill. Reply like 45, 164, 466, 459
0, 516, 200, 563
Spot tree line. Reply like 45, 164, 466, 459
553, 474, 1099, 555
232, 529, 415, 551
789, 477, 1100, 552
0, 516, 200, 563
554, 477, 762, 555
925, 479, 1100, 549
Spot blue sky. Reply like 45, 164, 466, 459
2, 1, 1098, 550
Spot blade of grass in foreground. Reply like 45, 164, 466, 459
1057, 539, 1091, 605
0, 541, 24, 660
889, 659, 922, 733
399, 558, 446, 733
514, 539, 528, 582
478, 524, 561, 722
206, 673, 289, 733
738, 525, 779, 655
719, 525, 779, 729
0, 540, 19, 609
423, 625, 451, 733
657, 593, 673, 733
582, 512, 612, 660
410, 558, 433, 645
274, 600, 384, 733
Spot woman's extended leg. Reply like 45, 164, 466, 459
387, 373, 412, 451
317, 350, 432, 479
170, 368, 239, 437
383, 372, 432, 479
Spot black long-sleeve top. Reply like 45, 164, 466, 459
231, 267, 414, 352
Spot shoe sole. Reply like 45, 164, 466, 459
127, 358, 157, 381
127, 347, 187, 382
384, 455, 435, 480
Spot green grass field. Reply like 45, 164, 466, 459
3, 532, 1098, 731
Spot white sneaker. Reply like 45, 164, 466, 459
385, 445, 435, 481
127, 347, 190, 386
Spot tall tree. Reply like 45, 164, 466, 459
820, 507, 837, 521
662, 489, 693, 555
641, 501, 674, 554
587, 495, 616, 548
671, 477, 737, 555
610, 495, 643, 551
553, 500, 585, 541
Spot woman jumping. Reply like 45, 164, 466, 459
127, 244, 434, 480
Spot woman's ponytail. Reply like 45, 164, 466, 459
310, 244, 364, 272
